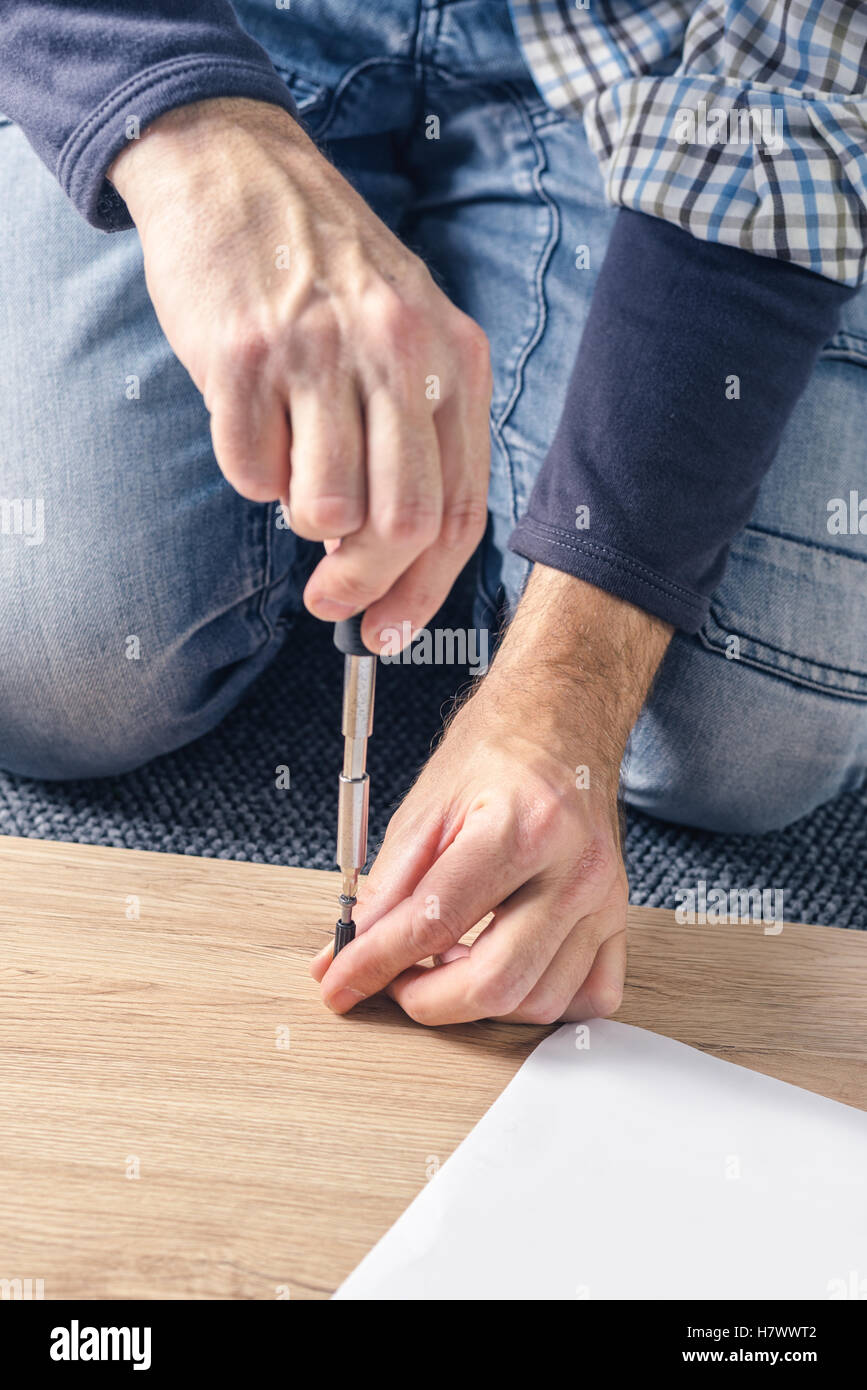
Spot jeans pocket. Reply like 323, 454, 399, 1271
701, 526, 867, 701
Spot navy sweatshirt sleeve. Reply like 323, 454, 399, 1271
510, 209, 858, 634
0, 1, 299, 230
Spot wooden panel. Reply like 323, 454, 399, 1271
0, 835, 864, 1299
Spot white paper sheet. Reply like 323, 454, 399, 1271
336, 1020, 867, 1299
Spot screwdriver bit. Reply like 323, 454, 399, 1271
332, 614, 376, 957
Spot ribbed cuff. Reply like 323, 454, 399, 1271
57, 55, 299, 230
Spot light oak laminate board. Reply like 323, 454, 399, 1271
0, 835, 864, 1299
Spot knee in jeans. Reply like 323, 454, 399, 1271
0, 623, 226, 780
0, 659, 192, 780
622, 652, 863, 836
626, 746, 809, 835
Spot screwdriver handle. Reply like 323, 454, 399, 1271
333, 920, 355, 957
334, 613, 371, 656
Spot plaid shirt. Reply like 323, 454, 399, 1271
508, 0, 867, 286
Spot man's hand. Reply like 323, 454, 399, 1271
312, 566, 673, 1024
109, 97, 491, 648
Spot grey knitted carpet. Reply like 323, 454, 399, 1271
0, 581, 863, 930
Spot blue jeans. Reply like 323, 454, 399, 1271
1, 0, 866, 833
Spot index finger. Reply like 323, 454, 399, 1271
319, 817, 529, 1012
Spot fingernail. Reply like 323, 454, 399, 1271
437, 944, 471, 964
326, 987, 366, 1014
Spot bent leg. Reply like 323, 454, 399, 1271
0, 120, 309, 779
0, 96, 413, 780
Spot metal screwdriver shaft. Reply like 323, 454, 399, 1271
333, 614, 376, 957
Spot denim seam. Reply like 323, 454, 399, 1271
698, 621, 867, 703
486, 82, 561, 530
413, 0, 437, 70
414, 1, 444, 150
739, 520, 867, 564
705, 602, 867, 686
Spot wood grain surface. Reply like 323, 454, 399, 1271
0, 834, 864, 1300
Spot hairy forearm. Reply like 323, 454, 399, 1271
482, 564, 673, 784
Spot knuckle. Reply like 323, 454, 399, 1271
587, 976, 624, 1019
372, 286, 421, 351
405, 255, 436, 295
405, 896, 458, 957
224, 325, 271, 376
400, 582, 442, 624
525, 780, 567, 840
578, 832, 619, 882
455, 318, 492, 383
558, 835, 621, 908
294, 493, 364, 538
467, 964, 528, 1019
534, 793, 568, 846
440, 494, 489, 551
502, 792, 562, 872
399, 996, 438, 1028
287, 303, 342, 374
378, 498, 441, 547
325, 574, 379, 610
520, 990, 571, 1026
222, 465, 279, 504
500, 812, 534, 875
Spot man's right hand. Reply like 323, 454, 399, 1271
109, 96, 492, 650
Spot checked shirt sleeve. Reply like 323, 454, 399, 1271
507, 2, 864, 633
509, 0, 867, 286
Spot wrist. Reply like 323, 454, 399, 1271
108, 96, 309, 224
483, 565, 673, 780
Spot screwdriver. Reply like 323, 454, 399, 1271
333, 613, 376, 957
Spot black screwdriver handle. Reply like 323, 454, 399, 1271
333, 920, 356, 956
333, 613, 372, 656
